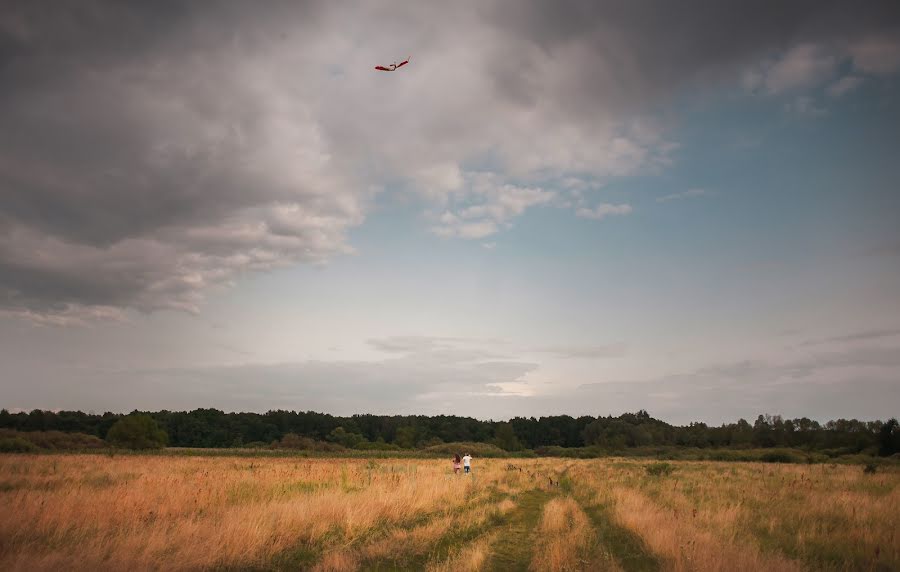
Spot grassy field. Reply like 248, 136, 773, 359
0, 455, 896, 571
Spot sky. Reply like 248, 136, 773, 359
1, 1, 899, 424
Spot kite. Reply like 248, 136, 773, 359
375, 57, 410, 72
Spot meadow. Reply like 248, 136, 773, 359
0, 455, 896, 571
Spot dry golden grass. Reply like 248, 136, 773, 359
568, 459, 900, 571
0, 455, 509, 571
530, 497, 594, 571
427, 532, 498, 572
609, 487, 799, 572
1, 454, 896, 571
316, 500, 496, 568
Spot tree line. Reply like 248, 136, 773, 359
1, 408, 897, 456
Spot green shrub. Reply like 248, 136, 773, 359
0, 429, 105, 451
274, 433, 343, 452
645, 462, 675, 476
353, 440, 401, 451
759, 450, 801, 463
105, 414, 168, 449
422, 441, 507, 457
0, 437, 39, 453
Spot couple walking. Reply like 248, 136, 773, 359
453, 453, 472, 474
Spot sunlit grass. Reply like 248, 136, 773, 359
0, 455, 896, 571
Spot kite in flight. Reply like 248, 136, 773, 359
375, 57, 410, 72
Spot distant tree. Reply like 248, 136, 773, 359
394, 426, 417, 449
0, 436, 39, 453
878, 418, 899, 457
752, 415, 776, 447
493, 422, 522, 451
327, 426, 365, 448
106, 414, 168, 449
627, 424, 653, 447
0, 407, 891, 456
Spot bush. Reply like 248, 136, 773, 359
422, 442, 508, 457
353, 440, 402, 451
274, 433, 343, 452
863, 462, 878, 474
645, 462, 675, 476
759, 450, 801, 464
0, 437, 39, 453
0, 429, 105, 451
105, 414, 168, 449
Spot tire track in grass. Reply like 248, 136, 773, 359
362, 507, 506, 571
578, 499, 660, 572
564, 471, 660, 572
484, 488, 555, 572
264, 485, 506, 570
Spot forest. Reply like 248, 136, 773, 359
1, 408, 897, 456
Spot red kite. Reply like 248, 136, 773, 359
375, 57, 410, 72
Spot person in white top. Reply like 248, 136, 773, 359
462, 453, 472, 474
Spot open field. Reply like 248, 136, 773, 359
0, 455, 897, 571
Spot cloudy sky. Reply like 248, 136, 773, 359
2, 1, 899, 423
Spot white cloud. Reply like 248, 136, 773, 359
0, 305, 128, 327
430, 174, 556, 239
826, 75, 863, 97
4, 3, 898, 324
575, 203, 633, 220
656, 188, 712, 202
762, 44, 837, 93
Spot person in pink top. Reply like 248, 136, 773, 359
453, 453, 462, 474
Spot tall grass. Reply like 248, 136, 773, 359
569, 459, 899, 571
0, 456, 497, 570
529, 496, 594, 571
1, 455, 896, 571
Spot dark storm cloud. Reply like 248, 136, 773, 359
1, 1, 357, 316
1, 0, 899, 320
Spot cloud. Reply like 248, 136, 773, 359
742, 31, 900, 97
575, 204, 633, 220
578, 342, 900, 423
430, 174, 556, 239
784, 96, 827, 116
0, 305, 128, 327
533, 343, 627, 359
72, 343, 539, 415
761, 44, 837, 93
826, 76, 864, 97
656, 188, 712, 202
849, 35, 900, 75
368, 336, 461, 354
2, 0, 899, 322
797, 328, 900, 347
